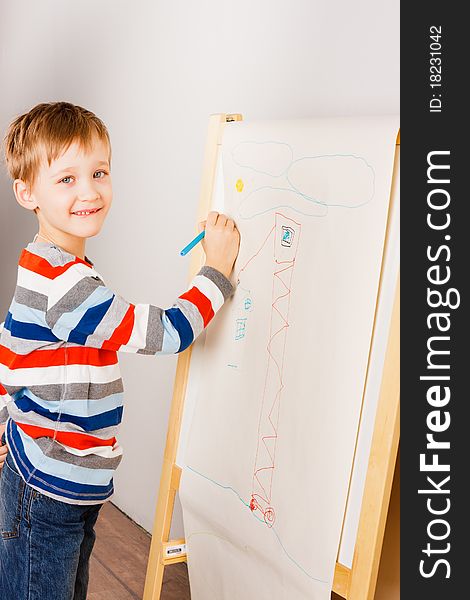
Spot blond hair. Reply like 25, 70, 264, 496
3, 101, 111, 189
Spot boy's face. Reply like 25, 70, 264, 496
17, 135, 112, 247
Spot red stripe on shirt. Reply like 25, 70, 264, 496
0, 344, 118, 369
101, 305, 135, 351
179, 286, 214, 327
16, 422, 116, 450
19, 249, 91, 279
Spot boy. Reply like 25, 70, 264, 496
0, 101, 239, 599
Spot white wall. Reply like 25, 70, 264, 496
0, 0, 398, 535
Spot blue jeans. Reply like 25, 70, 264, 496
0, 432, 103, 600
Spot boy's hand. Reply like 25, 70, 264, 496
0, 423, 8, 470
200, 211, 240, 279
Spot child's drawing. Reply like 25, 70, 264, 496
234, 318, 247, 341
181, 117, 399, 600
234, 212, 301, 527
228, 140, 375, 529
232, 141, 376, 219
281, 226, 295, 247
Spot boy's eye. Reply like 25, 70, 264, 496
59, 171, 108, 184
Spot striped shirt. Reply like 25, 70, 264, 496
0, 241, 233, 505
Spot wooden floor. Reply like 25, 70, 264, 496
89, 500, 397, 599
88, 504, 348, 600
89, 502, 191, 600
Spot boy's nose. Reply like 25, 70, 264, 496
77, 183, 100, 201
78, 193, 100, 202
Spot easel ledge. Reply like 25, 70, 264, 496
143, 115, 400, 600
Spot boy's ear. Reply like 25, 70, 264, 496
13, 179, 39, 212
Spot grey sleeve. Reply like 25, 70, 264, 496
197, 266, 235, 300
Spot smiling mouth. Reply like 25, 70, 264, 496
71, 208, 102, 216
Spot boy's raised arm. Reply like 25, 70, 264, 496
44, 261, 234, 354
44, 211, 239, 353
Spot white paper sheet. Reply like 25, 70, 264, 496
179, 116, 399, 600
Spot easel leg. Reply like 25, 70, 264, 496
143, 113, 242, 599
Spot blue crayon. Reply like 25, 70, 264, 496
180, 230, 205, 256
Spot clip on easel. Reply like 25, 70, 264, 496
143, 115, 400, 600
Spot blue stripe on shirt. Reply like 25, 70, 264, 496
5, 312, 60, 342
7, 419, 114, 501
165, 306, 194, 352
51, 285, 115, 338
20, 388, 124, 418
9, 299, 47, 326
14, 393, 123, 431
68, 296, 114, 345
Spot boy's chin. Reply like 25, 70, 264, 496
70, 223, 104, 238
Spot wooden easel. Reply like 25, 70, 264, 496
143, 114, 400, 600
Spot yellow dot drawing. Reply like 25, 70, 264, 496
235, 178, 244, 193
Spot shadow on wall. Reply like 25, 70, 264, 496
0, 175, 36, 320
